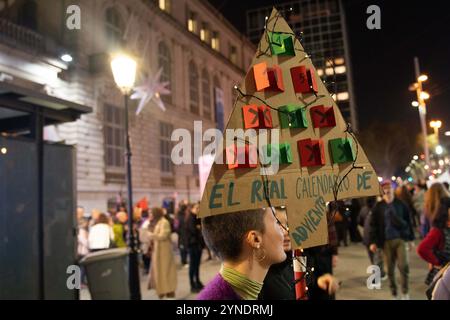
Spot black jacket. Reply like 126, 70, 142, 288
186, 213, 203, 248
259, 251, 295, 300
259, 249, 334, 300
369, 198, 415, 247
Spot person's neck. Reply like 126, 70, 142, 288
384, 197, 394, 204
223, 259, 268, 284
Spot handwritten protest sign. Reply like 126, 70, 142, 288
198, 8, 381, 249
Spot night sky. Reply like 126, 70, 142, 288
208, 0, 450, 135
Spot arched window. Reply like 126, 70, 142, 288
213, 77, 221, 90
18, 0, 37, 30
201, 69, 211, 119
213, 76, 224, 131
105, 7, 123, 49
189, 61, 199, 114
158, 41, 172, 104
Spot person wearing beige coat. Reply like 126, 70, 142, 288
147, 208, 177, 299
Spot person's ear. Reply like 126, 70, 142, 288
246, 230, 263, 248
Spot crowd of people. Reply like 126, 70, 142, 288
76, 179, 450, 300
76, 200, 209, 299
358, 180, 450, 300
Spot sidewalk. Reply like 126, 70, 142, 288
334, 242, 429, 300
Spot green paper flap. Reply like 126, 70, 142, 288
329, 138, 356, 164
279, 105, 308, 129
268, 32, 295, 56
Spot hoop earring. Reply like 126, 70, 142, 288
253, 247, 266, 262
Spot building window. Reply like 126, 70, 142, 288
337, 92, 349, 101
159, 0, 171, 12
247, 11, 259, 30
189, 61, 199, 114
105, 7, 124, 49
334, 65, 346, 74
229, 45, 237, 65
18, 0, 37, 30
200, 22, 209, 43
187, 11, 197, 33
160, 122, 174, 174
334, 57, 345, 65
201, 69, 211, 119
104, 104, 125, 178
158, 41, 172, 104
211, 32, 220, 51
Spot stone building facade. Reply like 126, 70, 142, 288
0, 0, 255, 213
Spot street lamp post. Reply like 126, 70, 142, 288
410, 57, 431, 170
111, 54, 141, 300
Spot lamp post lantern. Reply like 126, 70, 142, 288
111, 53, 141, 300
430, 120, 442, 146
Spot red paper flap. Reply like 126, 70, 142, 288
291, 66, 317, 94
242, 105, 273, 129
242, 105, 260, 129
298, 138, 326, 167
226, 144, 258, 169
307, 68, 318, 93
310, 105, 336, 128
268, 65, 285, 92
258, 105, 273, 128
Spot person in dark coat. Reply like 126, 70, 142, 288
186, 203, 205, 292
305, 201, 340, 300
348, 199, 362, 243
259, 207, 339, 300
369, 181, 415, 299
176, 204, 189, 267
359, 196, 385, 278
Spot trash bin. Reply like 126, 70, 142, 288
80, 248, 130, 300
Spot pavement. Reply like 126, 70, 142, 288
80, 240, 429, 300
334, 242, 428, 300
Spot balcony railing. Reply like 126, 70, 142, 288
0, 18, 45, 53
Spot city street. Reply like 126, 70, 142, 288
81, 241, 429, 300
1, 0, 449, 302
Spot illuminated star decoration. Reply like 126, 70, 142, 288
131, 67, 170, 115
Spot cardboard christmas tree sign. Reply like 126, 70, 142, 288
198, 8, 381, 249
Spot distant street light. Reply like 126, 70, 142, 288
445, 131, 450, 137
418, 74, 428, 82
413, 155, 419, 160
60, 54, 73, 62
110, 53, 141, 300
420, 91, 430, 100
430, 120, 443, 145
411, 101, 419, 107
436, 145, 444, 155
430, 120, 442, 129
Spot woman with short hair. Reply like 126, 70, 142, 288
197, 207, 286, 300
